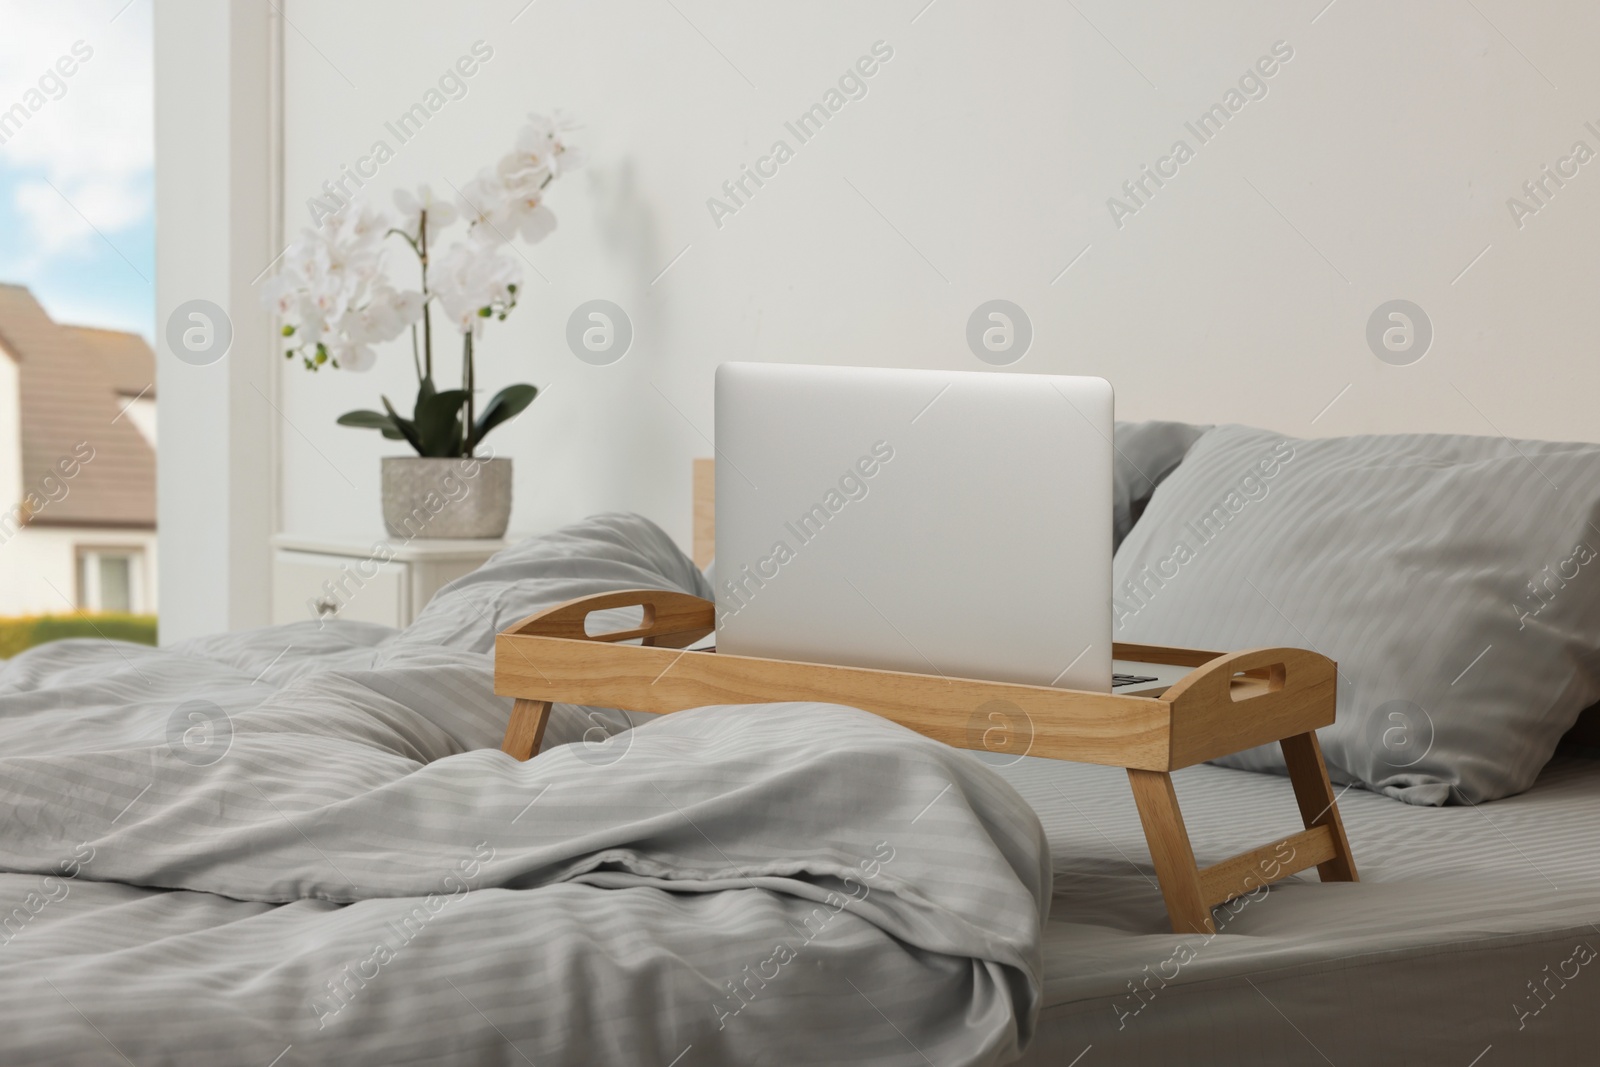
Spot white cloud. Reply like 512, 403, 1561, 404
0, 0, 152, 259
12, 176, 147, 254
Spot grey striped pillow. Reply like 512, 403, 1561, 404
1111, 424, 1600, 804
1112, 420, 1211, 549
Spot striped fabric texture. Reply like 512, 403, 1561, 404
1112, 424, 1600, 803
0, 514, 1048, 1066
1111, 420, 1210, 549
999, 750, 1600, 1064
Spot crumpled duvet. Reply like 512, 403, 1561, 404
0, 513, 1048, 1066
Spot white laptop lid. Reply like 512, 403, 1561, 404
714, 363, 1114, 692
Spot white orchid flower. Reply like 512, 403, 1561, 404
264, 115, 581, 381
260, 200, 424, 371
430, 241, 522, 337
456, 170, 508, 232
392, 184, 459, 246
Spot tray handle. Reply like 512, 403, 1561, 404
1160, 646, 1327, 707
504, 589, 715, 649
1158, 645, 1339, 773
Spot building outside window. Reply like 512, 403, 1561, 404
75, 547, 146, 614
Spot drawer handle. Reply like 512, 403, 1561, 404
313, 596, 341, 618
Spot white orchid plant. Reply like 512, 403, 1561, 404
264, 113, 582, 458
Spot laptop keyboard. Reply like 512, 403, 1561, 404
1112, 673, 1160, 688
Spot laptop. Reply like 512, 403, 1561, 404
713, 362, 1185, 695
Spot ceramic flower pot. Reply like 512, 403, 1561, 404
381, 456, 511, 539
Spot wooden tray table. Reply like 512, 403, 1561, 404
493, 588, 1358, 935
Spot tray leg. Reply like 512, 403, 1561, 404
1126, 769, 1213, 935
501, 698, 553, 761
1279, 731, 1358, 883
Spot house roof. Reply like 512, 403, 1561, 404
0, 283, 156, 529
66, 325, 159, 399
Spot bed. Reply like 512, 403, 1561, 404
5, 420, 1600, 1064
487, 580, 1600, 1065
1000, 751, 1599, 1064
693, 425, 1600, 1064
0, 514, 1048, 1066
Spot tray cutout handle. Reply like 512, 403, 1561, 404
1164, 646, 1320, 709
506, 589, 715, 649
1229, 660, 1287, 703
1161, 646, 1337, 771
585, 603, 651, 639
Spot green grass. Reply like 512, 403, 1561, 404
0, 614, 158, 658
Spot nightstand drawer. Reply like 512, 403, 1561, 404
272, 549, 407, 628
270, 535, 508, 629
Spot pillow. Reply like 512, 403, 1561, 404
1113, 421, 1211, 549
393, 512, 712, 655
1112, 424, 1600, 804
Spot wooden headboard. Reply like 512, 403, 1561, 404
692, 457, 715, 569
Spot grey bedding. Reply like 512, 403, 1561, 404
1113, 423, 1600, 804
993, 750, 1600, 1065
1111, 420, 1210, 549
0, 514, 1048, 1066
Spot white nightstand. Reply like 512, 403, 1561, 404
271, 534, 508, 628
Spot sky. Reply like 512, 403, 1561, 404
0, 0, 154, 342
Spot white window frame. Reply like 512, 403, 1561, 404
76, 546, 147, 614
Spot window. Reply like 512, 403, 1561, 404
76, 549, 145, 614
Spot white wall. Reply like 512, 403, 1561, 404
275, 0, 1600, 552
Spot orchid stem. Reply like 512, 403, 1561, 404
463, 331, 476, 458
419, 208, 433, 382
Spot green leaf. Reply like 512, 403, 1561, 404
413, 387, 469, 457
336, 409, 397, 431
469, 383, 537, 450
380, 395, 425, 455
